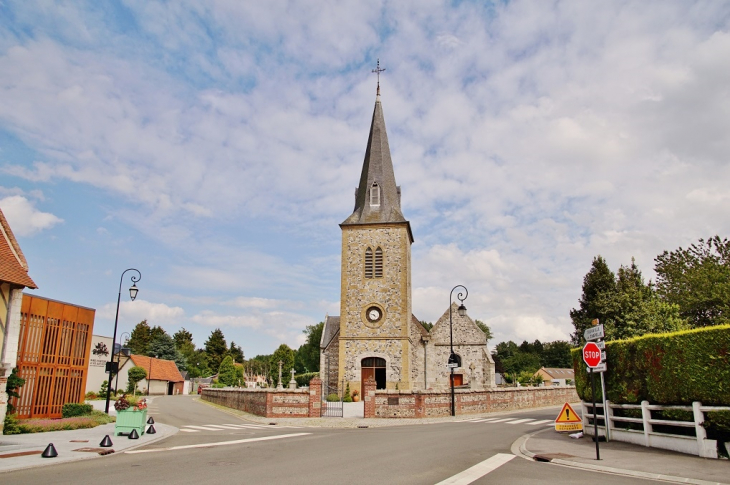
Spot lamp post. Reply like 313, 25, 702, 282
448, 285, 468, 417
105, 268, 141, 414
114, 331, 130, 394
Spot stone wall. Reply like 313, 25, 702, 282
202, 378, 323, 418
369, 386, 579, 418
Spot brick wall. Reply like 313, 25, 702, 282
368, 386, 580, 418
202, 383, 322, 418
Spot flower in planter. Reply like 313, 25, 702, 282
134, 398, 148, 411
114, 394, 130, 411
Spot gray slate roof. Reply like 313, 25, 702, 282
341, 95, 411, 238
321, 315, 340, 349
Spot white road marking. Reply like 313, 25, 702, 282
126, 432, 311, 454
506, 418, 534, 424
180, 429, 199, 432
435, 453, 515, 485
202, 424, 242, 429
183, 425, 221, 431
488, 418, 514, 423
526, 419, 553, 426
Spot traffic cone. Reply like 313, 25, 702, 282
146, 424, 156, 434
147, 416, 154, 425
41, 443, 58, 458
128, 429, 139, 439
99, 435, 113, 447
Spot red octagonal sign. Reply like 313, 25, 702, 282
583, 342, 602, 367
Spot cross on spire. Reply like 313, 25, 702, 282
372, 59, 385, 95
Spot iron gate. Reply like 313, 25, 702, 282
321, 379, 343, 417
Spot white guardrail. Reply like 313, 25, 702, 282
582, 400, 728, 459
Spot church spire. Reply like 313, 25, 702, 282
341, 64, 410, 237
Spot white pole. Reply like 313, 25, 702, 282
600, 371, 610, 442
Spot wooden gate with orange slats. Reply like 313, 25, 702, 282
12, 294, 95, 418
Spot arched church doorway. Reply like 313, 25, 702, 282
361, 357, 386, 392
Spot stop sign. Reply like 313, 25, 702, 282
583, 342, 602, 367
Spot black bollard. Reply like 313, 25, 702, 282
128, 429, 139, 439
147, 416, 155, 425
100, 435, 113, 447
41, 443, 58, 458
146, 424, 156, 434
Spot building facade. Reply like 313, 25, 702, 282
320, 89, 495, 398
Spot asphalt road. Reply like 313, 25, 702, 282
3, 396, 657, 484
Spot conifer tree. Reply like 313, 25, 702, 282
127, 320, 152, 355
205, 328, 228, 373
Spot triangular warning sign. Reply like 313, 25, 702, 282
555, 402, 581, 423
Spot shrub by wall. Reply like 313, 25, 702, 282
295, 372, 319, 387
61, 403, 94, 418
572, 324, 730, 405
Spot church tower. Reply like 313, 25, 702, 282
337, 83, 415, 393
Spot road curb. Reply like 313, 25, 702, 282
515, 428, 726, 485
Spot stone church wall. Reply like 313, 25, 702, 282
202, 379, 322, 418
320, 335, 340, 396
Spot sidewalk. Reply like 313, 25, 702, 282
515, 427, 729, 485
0, 403, 177, 474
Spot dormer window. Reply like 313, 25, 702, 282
370, 183, 380, 207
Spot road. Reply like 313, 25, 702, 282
4, 396, 656, 484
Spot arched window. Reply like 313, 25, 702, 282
374, 247, 383, 278
370, 182, 380, 207
361, 357, 386, 389
365, 247, 373, 279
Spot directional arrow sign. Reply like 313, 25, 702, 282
554, 402, 582, 432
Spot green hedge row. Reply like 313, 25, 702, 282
295, 372, 319, 387
571, 324, 730, 405
61, 403, 94, 418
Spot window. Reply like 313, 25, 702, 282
374, 247, 383, 278
370, 183, 380, 206
365, 246, 383, 279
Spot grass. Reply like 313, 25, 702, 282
4, 410, 115, 435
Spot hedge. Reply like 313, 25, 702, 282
571, 324, 730, 405
295, 372, 319, 388
62, 403, 94, 418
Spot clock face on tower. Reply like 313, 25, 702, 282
364, 305, 384, 327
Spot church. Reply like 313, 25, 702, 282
320, 76, 496, 398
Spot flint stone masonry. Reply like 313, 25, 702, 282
369, 386, 579, 418
202, 383, 322, 418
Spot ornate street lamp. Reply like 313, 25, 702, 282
105, 268, 141, 414
449, 285, 468, 417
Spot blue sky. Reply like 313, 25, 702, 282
2, 1, 729, 357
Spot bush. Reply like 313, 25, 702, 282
3, 413, 21, 435
326, 393, 340, 402
343, 383, 353, 402
62, 403, 94, 418
99, 380, 108, 397
572, 324, 730, 404
703, 410, 730, 450
295, 372, 319, 387
85, 391, 98, 400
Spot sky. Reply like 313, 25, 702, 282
1, 1, 729, 358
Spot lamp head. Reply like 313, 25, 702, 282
129, 283, 139, 301
457, 303, 467, 317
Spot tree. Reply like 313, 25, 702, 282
204, 328, 228, 373
5, 367, 24, 414
269, 344, 295, 386
127, 320, 152, 355
127, 366, 147, 394
419, 320, 433, 331
148, 330, 187, 370
173, 328, 194, 349
228, 341, 245, 364
217, 356, 239, 387
294, 322, 323, 373
540, 341, 572, 368
655, 236, 730, 328
474, 320, 493, 342
570, 256, 616, 344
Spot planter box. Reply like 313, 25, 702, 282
114, 408, 147, 436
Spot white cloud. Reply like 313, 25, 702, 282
0, 195, 63, 236
97, 299, 185, 326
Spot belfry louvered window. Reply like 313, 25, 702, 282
365, 247, 383, 279
365, 248, 374, 279
374, 247, 383, 278
370, 182, 380, 206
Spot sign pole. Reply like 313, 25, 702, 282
590, 367, 600, 460
600, 370, 609, 442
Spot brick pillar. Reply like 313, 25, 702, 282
414, 392, 425, 418
363, 376, 376, 418
308, 378, 322, 417
265, 390, 274, 418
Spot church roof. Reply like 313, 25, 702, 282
341, 94, 411, 239
0, 207, 37, 289
321, 315, 340, 349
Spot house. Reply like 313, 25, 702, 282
86, 334, 131, 395
534, 367, 575, 386
117, 355, 184, 395
0, 208, 38, 431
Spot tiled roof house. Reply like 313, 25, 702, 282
118, 354, 185, 396
0, 208, 38, 434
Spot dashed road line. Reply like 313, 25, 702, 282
126, 433, 311, 454
435, 453, 515, 485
